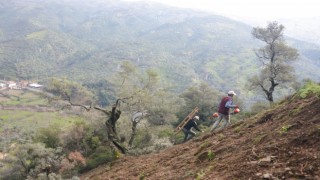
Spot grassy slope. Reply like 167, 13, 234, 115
0, 90, 85, 134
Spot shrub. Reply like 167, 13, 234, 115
296, 81, 320, 98
60, 121, 90, 152
157, 129, 174, 138
59, 151, 86, 177
78, 146, 115, 173
207, 150, 215, 161
4, 143, 59, 179
86, 136, 101, 150
35, 125, 62, 148
132, 131, 152, 148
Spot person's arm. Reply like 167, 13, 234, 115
192, 121, 202, 132
225, 99, 237, 108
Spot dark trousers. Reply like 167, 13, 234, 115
182, 128, 196, 142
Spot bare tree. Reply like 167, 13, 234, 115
128, 111, 147, 147
64, 97, 128, 154
45, 78, 128, 153
248, 21, 299, 104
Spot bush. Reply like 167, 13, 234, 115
86, 136, 101, 150
35, 125, 62, 148
59, 151, 86, 178
3, 143, 59, 179
132, 131, 152, 148
158, 129, 174, 139
78, 146, 116, 173
60, 121, 91, 152
296, 81, 320, 98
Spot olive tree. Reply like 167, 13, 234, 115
113, 61, 166, 147
45, 78, 128, 154
178, 82, 220, 125
248, 21, 299, 104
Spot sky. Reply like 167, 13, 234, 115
124, 0, 320, 21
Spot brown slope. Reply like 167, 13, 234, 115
80, 95, 320, 180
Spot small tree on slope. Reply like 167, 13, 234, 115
248, 21, 299, 104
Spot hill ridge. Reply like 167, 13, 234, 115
1, 0, 320, 104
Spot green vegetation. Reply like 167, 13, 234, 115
139, 172, 146, 180
248, 22, 299, 104
217, 134, 226, 141
158, 129, 174, 138
0, 0, 319, 109
296, 81, 320, 98
207, 150, 215, 161
4, 143, 57, 179
25, 30, 47, 40
279, 125, 292, 134
0, 110, 85, 133
35, 125, 62, 148
79, 147, 116, 173
288, 106, 303, 116
195, 169, 206, 180
0, 91, 47, 105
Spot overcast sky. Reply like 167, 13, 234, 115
124, 0, 320, 20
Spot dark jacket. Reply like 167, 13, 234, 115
218, 96, 232, 115
183, 120, 201, 131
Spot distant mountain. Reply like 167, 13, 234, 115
279, 17, 320, 46
0, 0, 319, 105
227, 15, 320, 46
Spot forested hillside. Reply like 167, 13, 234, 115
0, 0, 319, 107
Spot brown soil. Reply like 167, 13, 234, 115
80, 95, 320, 180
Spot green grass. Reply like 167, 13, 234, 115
157, 129, 174, 138
0, 90, 81, 133
0, 91, 48, 105
25, 30, 47, 40
2, 97, 47, 105
207, 150, 215, 161
296, 81, 320, 98
279, 125, 292, 135
0, 110, 85, 133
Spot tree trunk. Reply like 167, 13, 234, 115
267, 92, 273, 103
128, 121, 138, 147
67, 98, 128, 154
105, 106, 127, 154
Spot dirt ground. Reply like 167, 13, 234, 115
80, 95, 320, 180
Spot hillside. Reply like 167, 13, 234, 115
1, 0, 320, 106
80, 93, 320, 179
